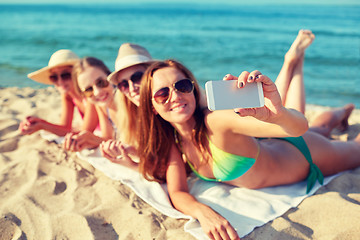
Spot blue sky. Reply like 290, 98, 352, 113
0, 0, 359, 4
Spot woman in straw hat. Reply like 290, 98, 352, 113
18, 49, 99, 137
99, 43, 155, 164
136, 58, 360, 240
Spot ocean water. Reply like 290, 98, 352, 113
0, 3, 359, 107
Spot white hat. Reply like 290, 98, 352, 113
107, 43, 154, 84
27, 49, 79, 85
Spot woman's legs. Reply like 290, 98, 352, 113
309, 103, 355, 137
275, 30, 355, 137
304, 131, 360, 176
275, 29, 315, 114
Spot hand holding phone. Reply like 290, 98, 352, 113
205, 80, 264, 111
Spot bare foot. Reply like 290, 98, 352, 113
355, 132, 360, 143
337, 103, 355, 132
310, 103, 355, 137
284, 29, 315, 65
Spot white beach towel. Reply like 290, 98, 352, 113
76, 147, 338, 240
40, 131, 339, 239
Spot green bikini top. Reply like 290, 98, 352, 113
175, 130, 257, 182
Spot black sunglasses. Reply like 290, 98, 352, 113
82, 78, 110, 97
117, 71, 144, 93
49, 72, 72, 83
152, 78, 194, 105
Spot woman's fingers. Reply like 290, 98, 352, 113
237, 71, 249, 88
63, 134, 71, 150
109, 140, 120, 155
73, 136, 87, 151
234, 107, 257, 117
237, 70, 265, 88
100, 142, 112, 157
18, 121, 27, 133
223, 74, 237, 81
69, 138, 78, 152
200, 208, 239, 240
100, 140, 123, 162
63, 133, 76, 151
246, 70, 262, 84
207, 223, 239, 240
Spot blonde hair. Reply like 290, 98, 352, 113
115, 92, 139, 146
137, 59, 208, 183
72, 57, 111, 97
113, 63, 151, 147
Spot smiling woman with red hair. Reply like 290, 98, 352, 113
136, 59, 360, 240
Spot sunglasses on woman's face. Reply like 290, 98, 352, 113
117, 71, 144, 93
82, 78, 110, 97
49, 72, 72, 83
152, 78, 194, 105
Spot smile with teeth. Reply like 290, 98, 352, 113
96, 93, 108, 102
131, 93, 140, 99
171, 104, 186, 111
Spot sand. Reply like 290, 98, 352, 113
0, 87, 359, 240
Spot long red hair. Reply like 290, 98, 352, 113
137, 59, 207, 183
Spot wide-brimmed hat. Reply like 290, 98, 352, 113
27, 49, 79, 85
107, 43, 154, 84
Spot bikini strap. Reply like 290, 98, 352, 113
174, 129, 219, 182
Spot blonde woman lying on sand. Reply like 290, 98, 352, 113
62, 44, 159, 158
62, 57, 122, 152
136, 59, 360, 240
100, 30, 354, 166
98, 43, 155, 165
62, 44, 156, 157
18, 49, 99, 137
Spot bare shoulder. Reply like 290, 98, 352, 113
204, 109, 238, 132
168, 143, 184, 165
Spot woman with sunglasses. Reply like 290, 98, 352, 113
19, 49, 99, 137
99, 43, 208, 163
63, 57, 123, 151
97, 43, 154, 163
137, 59, 360, 240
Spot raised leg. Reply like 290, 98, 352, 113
275, 30, 315, 114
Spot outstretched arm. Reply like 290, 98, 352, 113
166, 145, 240, 240
19, 94, 75, 136
207, 71, 308, 138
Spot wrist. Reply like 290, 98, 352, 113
193, 203, 212, 220
37, 119, 47, 130
276, 108, 308, 136
267, 105, 287, 124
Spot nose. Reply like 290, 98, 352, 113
128, 81, 140, 96
168, 88, 182, 103
55, 78, 66, 87
93, 85, 101, 97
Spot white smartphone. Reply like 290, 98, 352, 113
205, 80, 264, 111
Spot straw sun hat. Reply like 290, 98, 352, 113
27, 49, 79, 85
107, 43, 154, 84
